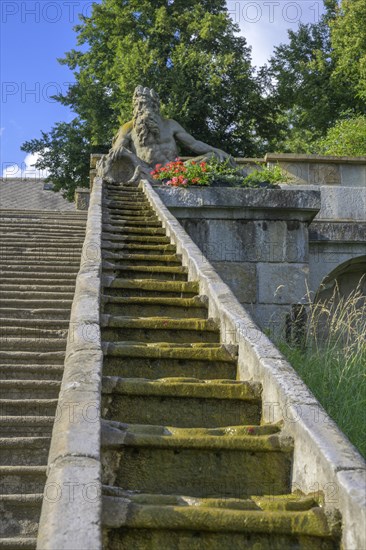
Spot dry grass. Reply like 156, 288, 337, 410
277, 279, 366, 457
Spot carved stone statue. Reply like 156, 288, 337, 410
98, 86, 236, 183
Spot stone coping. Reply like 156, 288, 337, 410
266, 153, 366, 165
153, 186, 320, 222
141, 178, 366, 550
36, 177, 103, 550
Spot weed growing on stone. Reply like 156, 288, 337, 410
278, 279, 366, 457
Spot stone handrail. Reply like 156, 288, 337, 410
141, 178, 366, 550
36, 177, 104, 549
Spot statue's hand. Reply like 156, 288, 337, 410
212, 148, 235, 166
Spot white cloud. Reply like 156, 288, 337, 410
2, 152, 50, 180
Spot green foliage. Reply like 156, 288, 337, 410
330, 0, 366, 102
242, 164, 289, 186
21, 120, 93, 201
316, 115, 366, 156
56, 0, 272, 156
266, 0, 365, 153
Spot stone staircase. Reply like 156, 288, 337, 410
100, 184, 341, 549
0, 210, 87, 549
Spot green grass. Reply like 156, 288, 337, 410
276, 281, 366, 458
278, 342, 366, 457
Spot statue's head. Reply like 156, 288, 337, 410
133, 86, 160, 115
132, 86, 161, 146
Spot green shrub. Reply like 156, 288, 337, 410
242, 163, 289, 187
317, 115, 366, 156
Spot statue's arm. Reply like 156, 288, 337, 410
111, 121, 133, 153
172, 121, 231, 161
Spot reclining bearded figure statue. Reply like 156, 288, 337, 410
98, 85, 237, 183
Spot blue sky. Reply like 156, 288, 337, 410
1, 1, 325, 178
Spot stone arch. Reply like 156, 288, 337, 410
315, 255, 366, 303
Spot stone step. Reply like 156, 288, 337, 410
0, 494, 42, 539
0, 437, 51, 466
0, 272, 78, 282
0, 380, 60, 399
0, 399, 58, 416
102, 278, 199, 298
0, 291, 75, 301
0, 241, 83, 249
101, 295, 208, 319
103, 342, 237, 363
103, 211, 156, 220
101, 422, 293, 498
103, 354, 237, 380
0, 416, 54, 437
0, 364, 63, 381
102, 235, 171, 246
102, 219, 161, 228
102, 491, 340, 549
103, 244, 176, 257
0, 351, 65, 366
0, 229, 85, 238
0, 338, 66, 352
101, 377, 261, 428
104, 226, 166, 236
0, 326, 68, 340
0, 283, 76, 292
0, 307, 72, 320
0, 467, 46, 495
0, 537, 37, 549
103, 254, 181, 265
0, 317, 69, 328
0, 264, 79, 274
103, 202, 151, 211
0, 256, 81, 266
101, 316, 219, 344
103, 265, 188, 281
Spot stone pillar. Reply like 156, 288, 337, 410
75, 188, 90, 210
90, 154, 104, 190
154, 187, 320, 336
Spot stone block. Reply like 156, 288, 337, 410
340, 164, 366, 187
249, 304, 290, 338
212, 262, 256, 303
270, 161, 310, 185
257, 263, 309, 304
309, 163, 341, 185
316, 186, 366, 221
254, 220, 308, 263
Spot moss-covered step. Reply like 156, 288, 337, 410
103, 254, 181, 266
101, 377, 261, 428
0, 494, 42, 540
103, 265, 188, 282
102, 491, 341, 550
0, 467, 46, 495
0, 437, 51, 466
101, 421, 293, 498
103, 354, 237, 381
102, 279, 199, 299
101, 315, 219, 344
103, 244, 176, 258
101, 295, 208, 319
102, 235, 171, 246
103, 342, 236, 361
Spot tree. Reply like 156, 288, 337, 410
21, 120, 93, 201
53, 0, 274, 155
330, 0, 366, 102
266, 0, 365, 152
316, 115, 366, 156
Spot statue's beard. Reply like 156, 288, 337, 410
133, 110, 161, 147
